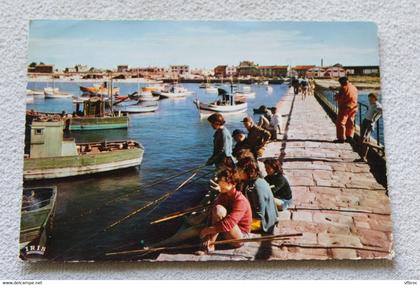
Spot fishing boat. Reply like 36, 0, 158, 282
114, 100, 159, 113
80, 83, 119, 96
23, 119, 144, 180
20, 186, 57, 258
193, 88, 248, 116
155, 84, 192, 99
44, 87, 72, 99
66, 97, 128, 130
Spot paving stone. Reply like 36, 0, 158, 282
292, 211, 313, 222
331, 248, 358, 259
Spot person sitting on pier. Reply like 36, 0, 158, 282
206, 113, 234, 171
199, 168, 253, 253
263, 159, 293, 211
333, 76, 359, 144
259, 107, 283, 141
242, 116, 271, 158
232, 129, 250, 159
355, 92, 383, 162
235, 157, 278, 234
149, 169, 252, 253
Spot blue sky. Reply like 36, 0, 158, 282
28, 20, 379, 69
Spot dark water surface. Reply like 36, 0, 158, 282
25, 81, 288, 260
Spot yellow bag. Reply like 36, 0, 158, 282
251, 218, 262, 232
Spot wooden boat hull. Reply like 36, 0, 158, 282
23, 147, 144, 180
20, 186, 57, 254
68, 116, 129, 131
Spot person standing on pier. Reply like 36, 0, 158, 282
355, 92, 383, 162
333, 76, 358, 143
291, 76, 300, 95
242, 116, 271, 158
206, 113, 234, 171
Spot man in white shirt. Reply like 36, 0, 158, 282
355, 93, 383, 162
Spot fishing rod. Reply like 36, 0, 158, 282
150, 204, 213, 224
61, 164, 209, 225
105, 233, 303, 256
52, 167, 210, 261
106, 170, 201, 230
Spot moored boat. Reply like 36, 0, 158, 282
27, 89, 45, 96
155, 84, 192, 99
44, 87, 72, 99
20, 186, 57, 258
138, 87, 161, 102
114, 100, 159, 113
193, 88, 248, 116
67, 97, 128, 130
80, 83, 119, 96
23, 119, 144, 180
26, 94, 34, 104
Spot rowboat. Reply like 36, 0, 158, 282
24, 119, 144, 180
114, 100, 159, 113
44, 87, 72, 99
194, 88, 248, 116
20, 186, 57, 259
234, 85, 256, 99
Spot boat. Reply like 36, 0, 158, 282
193, 88, 248, 116
26, 89, 45, 96
20, 186, 57, 259
44, 87, 72, 99
266, 85, 273, 93
155, 84, 192, 99
138, 87, 161, 102
80, 83, 119, 96
23, 119, 144, 180
66, 97, 129, 130
114, 100, 159, 113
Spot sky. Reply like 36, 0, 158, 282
28, 20, 380, 70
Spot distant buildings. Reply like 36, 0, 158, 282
117, 65, 129, 73
344, 65, 380, 76
292, 65, 316, 77
237, 61, 259, 77
258, 65, 289, 78
214, 65, 227, 78
170, 65, 189, 75
226, 66, 237, 77
75, 64, 89, 73
28, 63, 54, 74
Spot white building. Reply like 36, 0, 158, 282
170, 65, 190, 75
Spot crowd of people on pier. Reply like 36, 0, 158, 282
152, 76, 382, 254
291, 75, 316, 100
152, 112, 292, 253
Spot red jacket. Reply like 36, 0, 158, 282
336, 82, 358, 110
213, 188, 252, 233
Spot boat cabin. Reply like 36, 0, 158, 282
27, 120, 77, 158
74, 97, 106, 117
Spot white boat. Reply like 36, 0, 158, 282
266, 85, 273, 93
44, 87, 72, 99
26, 89, 45, 96
157, 85, 192, 99
115, 100, 159, 113
194, 88, 248, 116
204, 83, 218, 93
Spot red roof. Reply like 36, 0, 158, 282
293, 65, 316, 70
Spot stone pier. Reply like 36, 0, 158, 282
157, 88, 393, 261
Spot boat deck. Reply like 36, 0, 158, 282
156, 88, 393, 261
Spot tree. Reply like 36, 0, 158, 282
29, 62, 37, 67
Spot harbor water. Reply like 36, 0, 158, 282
25, 81, 288, 260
